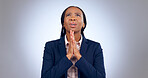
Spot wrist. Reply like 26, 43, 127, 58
66, 54, 72, 60
76, 54, 82, 60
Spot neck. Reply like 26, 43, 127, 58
66, 31, 81, 42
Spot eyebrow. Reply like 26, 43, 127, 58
66, 12, 81, 15
75, 13, 81, 15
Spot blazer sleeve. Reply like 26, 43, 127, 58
75, 43, 106, 78
41, 42, 73, 78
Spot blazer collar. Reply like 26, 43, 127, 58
58, 35, 88, 57
80, 35, 88, 56
58, 36, 66, 57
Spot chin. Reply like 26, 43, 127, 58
69, 28, 75, 31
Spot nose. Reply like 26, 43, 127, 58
69, 18, 76, 21
69, 15, 76, 21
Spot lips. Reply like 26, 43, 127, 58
69, 23, 77, 28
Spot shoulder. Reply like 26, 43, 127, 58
85, 38, 102, 49
86, 38, 101, 45
44, 39, 60, 47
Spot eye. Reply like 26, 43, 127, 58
66, 13, 71, 16
76, 14, 80, 17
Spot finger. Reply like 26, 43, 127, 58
72, 31, 75, 40
71, 31, 74, 42
70, 30, 73, 43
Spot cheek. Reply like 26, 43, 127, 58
78, 19, 83, 25
64, 19, 68, 26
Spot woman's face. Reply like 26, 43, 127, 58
64, 7, 85, 33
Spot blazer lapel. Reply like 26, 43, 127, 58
58, 36, 66, 57
80, 35, 88, 56
78, 35, 88, 78
58, 36, 67, 78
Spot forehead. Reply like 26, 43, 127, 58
65, 7, 83, 14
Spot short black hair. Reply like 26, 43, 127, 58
60, 6, 87, 37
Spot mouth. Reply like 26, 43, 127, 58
69, 23, 77, 28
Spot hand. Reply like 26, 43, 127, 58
66, 30, 74, 60
66, 30, 82, 60
73, 41, 82, 60
70, 30, 82, 60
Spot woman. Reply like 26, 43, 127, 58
41, 6, 106, 78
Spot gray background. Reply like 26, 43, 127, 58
0, 0, 148, 78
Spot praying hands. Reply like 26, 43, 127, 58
66, 30, 82, 60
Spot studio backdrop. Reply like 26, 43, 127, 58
0, 0, 148, 78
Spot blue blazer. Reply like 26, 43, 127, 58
41, 35, 106, 78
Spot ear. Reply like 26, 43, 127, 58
82, 23, 85, 28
